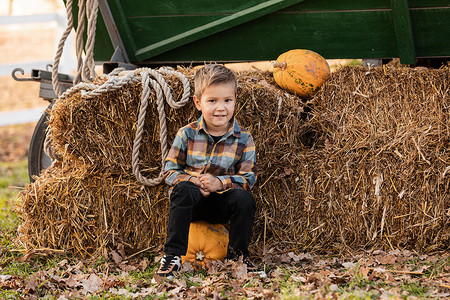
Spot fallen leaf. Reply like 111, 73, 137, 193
262, 289, 275, 299
416, 265, 431, 273
66, 273, 87, 288
18, 252, 34, 263
168, 285, 185, 296
245, 287, 265, 298
385, 272, 396, 282
0, 275, 12, 281
25, 271, 48, 292
359, 266, 372, 277
110, 250, 122, 264
152, 273, 164, 284
81, 273, 104, 294
306, 273, 321, 284
377, 254, 397, 265
117, 243, 126, 260
291, 275, 307, 283
188, 274, 203, 284
329, 274, 349, 284
319, 269, 331, 277
342, 262, 357, 269
67, 261, 84, 274
58, 259, 68, 267
401, 250, 412, 257
118, 263, 137, 272
280, 253, 291, 263
232, 262, 248, 280
138, 257, 148, 272
368, 270, 383, 281
181, 261, 195, 273
329, 284, 339, 292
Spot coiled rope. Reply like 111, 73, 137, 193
48, 0, 191, 186
50, 67, 191, 186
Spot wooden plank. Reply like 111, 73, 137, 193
128, 15, 223, 50
143, 10, 398, 63
284, 0, 391, 11
134, 0, 304, 61
120, 0, 392, 16
88, 1, 450, 63
120, 0, 262, 16
408, 0, 450, 8
98, 0, 129, 62
410, 8, 450, 57
106, 0, 137, 61
92, 13, 115, 62
390, 0, 416, 64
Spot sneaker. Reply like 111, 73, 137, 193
155, 254, 181, 280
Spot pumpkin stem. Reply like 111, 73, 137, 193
272, 61, 287, 70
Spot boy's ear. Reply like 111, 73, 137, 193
193, 95, 202, 111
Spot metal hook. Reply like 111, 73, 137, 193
11, 68, 35, 82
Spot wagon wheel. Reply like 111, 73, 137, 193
28, 103, 53, 182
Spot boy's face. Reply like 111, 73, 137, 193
193, 83, 236, 135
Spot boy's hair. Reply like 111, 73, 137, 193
193, 64, 237, 100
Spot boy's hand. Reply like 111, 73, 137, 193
198, 174, 223, 193
189, 176, 210, 197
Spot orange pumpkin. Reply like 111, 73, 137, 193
273, 49, 330, 98
181, 221, 229, 266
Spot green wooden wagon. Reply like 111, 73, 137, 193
91, 0, 450, 67
15, 0, 450, 179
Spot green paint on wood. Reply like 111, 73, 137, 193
142, 10, 398, 62
390, 0, 416, 64
93, 11, 115, 62
134, 0, 304, 61
105, 0, 137, 61
410, 8, 450, 58
78, 1, 450, 64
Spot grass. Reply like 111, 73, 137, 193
346, 59, 362, 66
0, 159, 29, 298
400, 282, 428, 297
0, 159, 28, 231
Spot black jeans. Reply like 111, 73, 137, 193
163, 181, 256, 259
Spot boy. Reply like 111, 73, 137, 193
155, 64, 258, 279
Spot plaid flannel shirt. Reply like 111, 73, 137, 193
163, 116, 257, 191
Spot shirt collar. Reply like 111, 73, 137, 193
197, 115, 241, 138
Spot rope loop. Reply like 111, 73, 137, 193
50, 0, 191, 186
49, 67, 191, 186
130, 68, 191, 186
52, 0, 99, 96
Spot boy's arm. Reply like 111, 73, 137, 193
216, 135, 257, 191
163, 129, 192, 186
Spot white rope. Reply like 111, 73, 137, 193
83, 0, 99, 81
51, 0, 74, 96
52, 0, 99, 95
49, 0, 191, 186
57, 68, 191, 186
74, 0, 87, 84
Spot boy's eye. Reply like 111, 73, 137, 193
208, 99, 216, 103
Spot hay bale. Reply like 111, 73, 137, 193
17, 66, 449, 257
251, 66, 450, 253
18, 160, 169, 257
